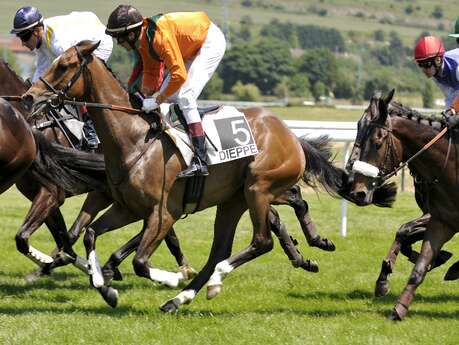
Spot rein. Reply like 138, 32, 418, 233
380, 126, 448, 181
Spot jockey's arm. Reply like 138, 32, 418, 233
148, 34, 187, 104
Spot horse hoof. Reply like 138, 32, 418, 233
180, 265, 197, 280
112, 267, 123, 281
430, 250, 453, 271
207, 284, 222, 300
98, 286, 119, 308
321, 238, 336, 252
159, 298, 180, 313
389, 303, 407, 321
374, 280, 390, 297
300, 260, 319, 273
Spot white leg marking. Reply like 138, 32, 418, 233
88, 250, 104, 288
207, 260, 233, 287
27, 246, 54, 266
175, 289, 196, 305
149, 268, 184, 288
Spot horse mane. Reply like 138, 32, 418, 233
98, 58, 128, 92
388, 101, 444, 131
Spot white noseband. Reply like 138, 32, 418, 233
352, 160, 380, 178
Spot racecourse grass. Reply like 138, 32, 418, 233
1, 187, 459, 344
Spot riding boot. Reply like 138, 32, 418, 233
82, 112, 100, 151
177, 135, 209, 178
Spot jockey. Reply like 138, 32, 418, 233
11, 6, 113, 150
105, 5, 226, 178
414, 36, 459, 127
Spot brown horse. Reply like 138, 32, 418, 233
0, 98, 36, 193
23, 41, 356, 312
347, 89, 459, 320
0, 59, 339, 290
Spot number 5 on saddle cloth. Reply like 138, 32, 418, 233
161, 103, 259, 214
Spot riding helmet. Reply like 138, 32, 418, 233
11, 6, 43, 34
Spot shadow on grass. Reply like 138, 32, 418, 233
288, 289, 459, 304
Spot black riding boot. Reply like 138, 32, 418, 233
177, 135, 209, 178
82, 113, 99, 151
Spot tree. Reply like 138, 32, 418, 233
287, 74, 311, 97
200, 74, 223, 100
431, 6, 443, 19
219, 38, 295, 94
231, 81, 261, 101
297, 48, 338, 91
422, 82, 434, 108
312, 81, 326, 102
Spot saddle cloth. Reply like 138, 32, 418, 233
160, 103, 259, 166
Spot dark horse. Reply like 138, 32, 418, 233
0, 98, 35, 194
23, 41, 365, 312
347, 89, 459, 320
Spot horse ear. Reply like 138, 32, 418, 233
384, 89, 395, 106
77, 40, 101, 57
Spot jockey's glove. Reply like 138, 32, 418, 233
142, 97, 160, 113
443, 108, 459, 129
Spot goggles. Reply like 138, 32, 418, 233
17, 30, 33, 42
417, 59, 435, 69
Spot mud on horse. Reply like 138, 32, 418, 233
348, 89, 459, 320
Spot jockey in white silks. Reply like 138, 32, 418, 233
11, 6, 113, 149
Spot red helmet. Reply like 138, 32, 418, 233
414, 36, 445, 61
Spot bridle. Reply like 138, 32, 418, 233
350, 115, 401, 187
350, 103, 449, 188
37, 45, 92, 112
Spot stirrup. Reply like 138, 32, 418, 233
177, 159, 209, 179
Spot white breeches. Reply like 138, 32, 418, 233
160, 22, 226, 124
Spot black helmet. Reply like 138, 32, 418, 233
105, 5, 143, 37
11, 6, 43, 34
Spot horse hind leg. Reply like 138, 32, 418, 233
390, 220, 454, 321
274, 185, 335, 252
268, 207, 318, 272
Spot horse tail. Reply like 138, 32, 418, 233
29, 131, 108, 195
298, 135, 347, 197
298, 135, 396, 207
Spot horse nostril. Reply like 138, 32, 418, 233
21, 94, 34, 111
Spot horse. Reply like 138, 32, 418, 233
23, 40, 366, 312
346, 89, 459, 320
1, 59, 340, 289
0, 98, 36, 194
0, 59, 196, 285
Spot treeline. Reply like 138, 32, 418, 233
106, 17, 452, 106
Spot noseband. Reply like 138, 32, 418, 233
350, 118, 400, 187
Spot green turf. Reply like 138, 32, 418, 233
0, 186, 458, 345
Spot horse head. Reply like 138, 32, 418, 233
22, 40, 100, 114
347, 89, 401, 206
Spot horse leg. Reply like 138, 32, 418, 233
375, 213, 430, 297
273, 185, 335, 251
160, 193, 247, 313
67, 191, 113, 244
83, 202, 139, 307
101, 226, 195, 286
390, 220, 454, 321
202, 185, 274, 301
268, 207, 319, 272
164, 228, 197, 280
15, 187, 66, 274
130, 207, 185, 289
